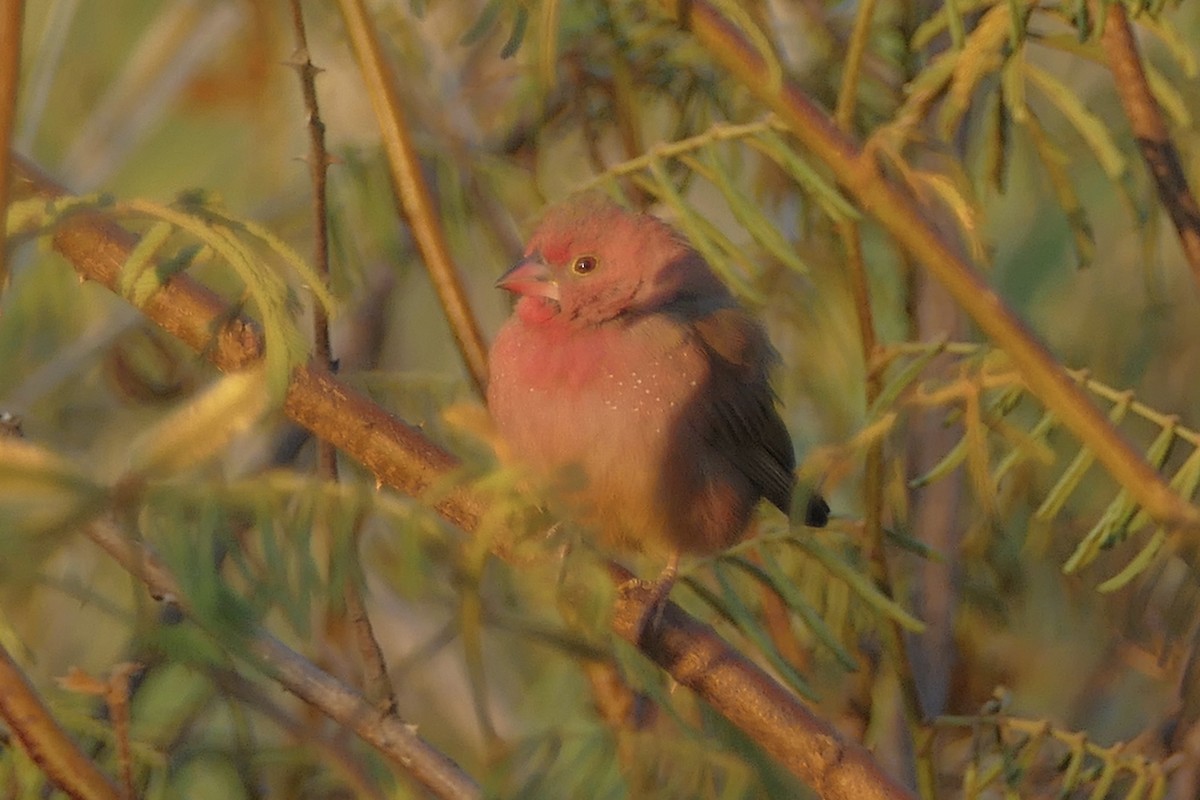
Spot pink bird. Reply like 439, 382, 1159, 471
487, 195, 825, 617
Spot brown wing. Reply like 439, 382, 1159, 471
691, 307, 795, 512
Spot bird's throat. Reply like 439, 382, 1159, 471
516, 295, 560, 324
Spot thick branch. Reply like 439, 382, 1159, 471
654, 0, 1200, 530
11, 157, 914, 800
1099, 2, 1200, 290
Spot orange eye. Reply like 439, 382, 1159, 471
571, 255, 598, 275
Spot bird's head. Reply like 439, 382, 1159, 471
497, 194, 729, 327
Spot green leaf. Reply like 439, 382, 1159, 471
644, 158, 765, 304
123, 366, 270, 479
710, 560, 816, 699
1096, 527, 1167, 592
460, 0, 500, 46
692, 149, 810, 275
938, 6, 1012, 138
992, 408, 1055, 486
1024, 62, 1126, 178
118, 221, 174, 299
500, 5, 529, 58
1021, 113, 1095, 266
910, 436, 969, 489
910, 0, 995, 50
789, 537, 926, 632
751, 128, 860, 223
1145, 63, 1192, 128
1140, 16, 1198, 78
871, 340, 948, 419
121, 199, 308, 399
738, 551, 858, 670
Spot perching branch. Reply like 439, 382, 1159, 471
11, 157, 915, 800
1099, 1, 1200, 292
653, 0, 1200, 532
335, 0, 491, 395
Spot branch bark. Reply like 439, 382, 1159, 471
1099, 1, 1200, 291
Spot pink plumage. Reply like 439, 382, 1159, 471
487, 195, 802, 559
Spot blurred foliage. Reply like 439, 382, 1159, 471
3, 0, 1200, 797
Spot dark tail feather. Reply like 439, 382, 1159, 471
804, 493, 830, 528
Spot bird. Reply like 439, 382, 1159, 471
486, 194, 826, 628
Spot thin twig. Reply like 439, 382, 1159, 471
12, 157, 914, 800
105, 663, 138, 800
657, 0, 1200, 531
288, 0, 396, 715
1098, 1, 1200, 292
335, 0, 490, 395
0, 643, 121, 800
0, 0, 24, 293
288, 0, 333, 378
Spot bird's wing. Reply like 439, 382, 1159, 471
690, 307, 796, 512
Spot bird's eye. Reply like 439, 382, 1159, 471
571, 255, 598, 275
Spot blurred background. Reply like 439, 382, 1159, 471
3, 0, 1200, 797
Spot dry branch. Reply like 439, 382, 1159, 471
1099, 2, 1200, 291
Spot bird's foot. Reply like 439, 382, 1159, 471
630, 554, 679, 647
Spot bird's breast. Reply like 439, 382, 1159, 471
488, 316, 703, 474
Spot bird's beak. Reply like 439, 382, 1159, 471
495, 255, 560, 301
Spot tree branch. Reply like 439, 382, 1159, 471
1099, 1, 1200, 291
11, 156, 914, 800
